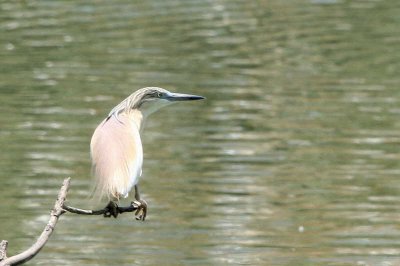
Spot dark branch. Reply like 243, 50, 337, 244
62, 201, 140, 217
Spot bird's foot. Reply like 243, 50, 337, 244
133, 199, 147, 221
104, 201, 119, 218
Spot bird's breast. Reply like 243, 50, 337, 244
90, 112, 143, 198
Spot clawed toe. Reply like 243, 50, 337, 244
102, 200, 147, 221
104, 201, 119, 218
133, 199, 147, 221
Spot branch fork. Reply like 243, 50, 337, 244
0, 177, 142, 266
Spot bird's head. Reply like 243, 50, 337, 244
134, 87, 205, 116
109, 87, 205, 118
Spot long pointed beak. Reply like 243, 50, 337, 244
165, 92, 205, 101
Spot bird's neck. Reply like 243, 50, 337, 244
126, 109, 146, 133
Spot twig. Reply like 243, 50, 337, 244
62, 202, 139, 217
0, 177, 70, 266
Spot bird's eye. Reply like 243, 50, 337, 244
157, 92, 163, 98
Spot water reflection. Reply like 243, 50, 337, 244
1, 0, 400, 265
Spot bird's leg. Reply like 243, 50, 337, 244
103, 201, 119, 218
133, 185, 147, 221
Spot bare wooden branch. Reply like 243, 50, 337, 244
0, 241, 8, 261
0, 178, 70, 266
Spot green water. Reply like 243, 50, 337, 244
1, 1, 400, 265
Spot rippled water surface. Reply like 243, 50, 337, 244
1, 1, 400, 265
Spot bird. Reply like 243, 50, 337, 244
90, 87, 205, 220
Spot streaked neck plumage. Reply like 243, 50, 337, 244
107, 90, 173, 134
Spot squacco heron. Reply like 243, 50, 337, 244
90, 87, 204, 220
